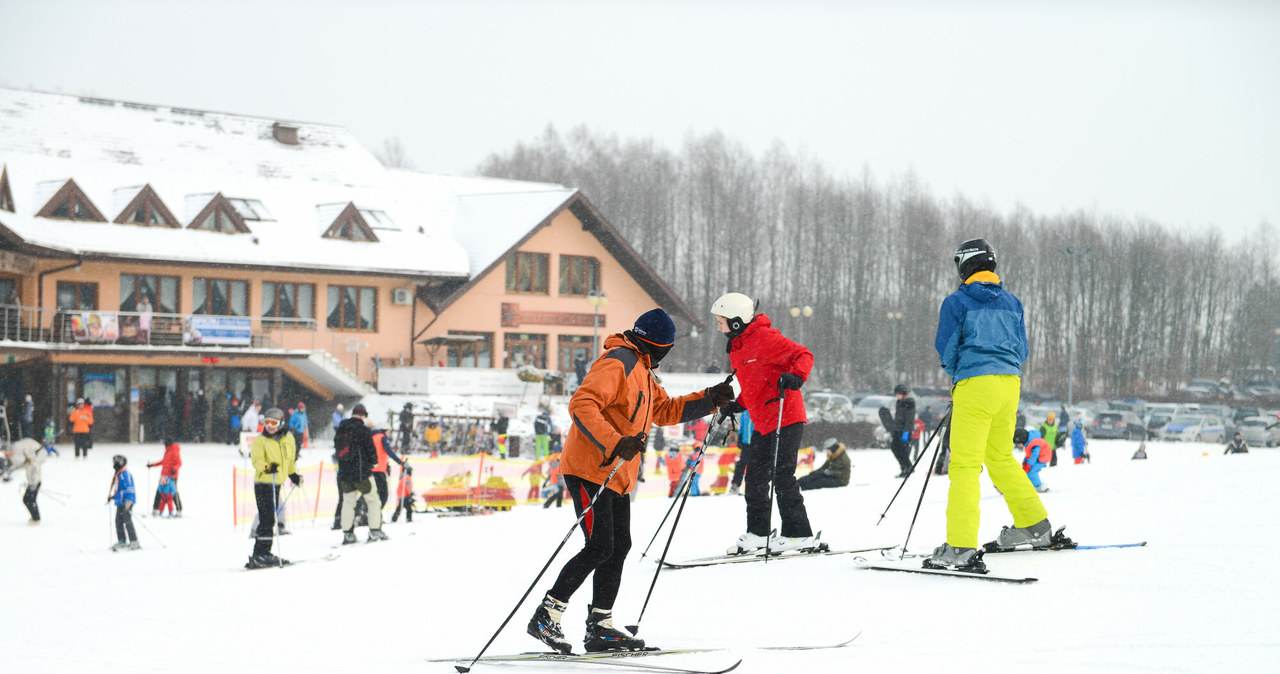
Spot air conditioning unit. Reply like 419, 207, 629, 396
391, 288, 413, 306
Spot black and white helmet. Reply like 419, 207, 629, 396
710, 293, 756, 335
953, 238, 997, 280
112, 454, 127, 470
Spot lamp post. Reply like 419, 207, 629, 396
789, 305, 814, 345
1273, 327, 1280, 383
1191, 324, 1205, 378
1063, 248, 1087, 405
586, 290, 608, 357
887, 311, 903, 387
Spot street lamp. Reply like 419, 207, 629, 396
586, 290, 608, 357
789, 305, 814, 345
1064, 248, 1087, 405
887, 312, 903, 387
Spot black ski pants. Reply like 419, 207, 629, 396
373, 471, 390, 508
252, 482, 278, 556
547, 474, 631, 611
23, 483, 39, 521
797, 470, 844, 491
392, 495, 413, 522
74, 433, 91, 457
890, 436, 913, 474
731, 441, 751, 489
115, 502, 137, 543
745, 422, 813, 538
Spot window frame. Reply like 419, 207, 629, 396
113, 184, 179, 227
56, 281, 99, 311
191, 277, 249, 316
504, 332, 548, 369
326, 285, 377, 331
445, 331, 493, 368
505, 251, 549, 295
261, 281, 316, 327
120, 274, 180, 314
36, 179, 107, 222
558, 255, 600, 297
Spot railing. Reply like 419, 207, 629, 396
0, 304, 319, 350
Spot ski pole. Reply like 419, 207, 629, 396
627, 436, 710, 635
901, 429, 947, 555
457, 456, 629, 674
135, 513, 167, 548
762, 391, 786, 561
271, 477, 282, 566
875, 407, 951, 526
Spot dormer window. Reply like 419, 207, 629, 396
321, 202, 379, 242
114, 184, 179, 227
188, 193, 251, 233
0, 166, 13, 213
227, 198, 274, 221
36, 179, 106, 222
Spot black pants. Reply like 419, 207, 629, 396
23, 483, 39, 520
543, 484, 563, 508
373, 471, 390, 508
116, 502, 137, 543
797, 471, 845, 491
731, 442, 751, 489
890, 436, 913, 473
74, 433, 91, 457
745, 423, 812, 538
152, 485, 183, 513
547, 475, 631, 610
253, 483, 279, 556
392, 495, 413, 522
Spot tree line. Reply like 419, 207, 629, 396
476, 126, 1280, 400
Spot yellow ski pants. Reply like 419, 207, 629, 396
946, 374, 1047, 549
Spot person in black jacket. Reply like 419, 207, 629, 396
1224, 432, 1249, 455
889, 384, 917, 478
334, 404, 387, 544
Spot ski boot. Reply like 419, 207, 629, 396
923, 543, 988, 574
367, 528, 389, 542
726, 530, 772, 555
341, 530, 358, 545
527, 594, 573, 654
767, 531, 826, 553
245, 553, 289, 569
110, 541, 130, 552
127, 541, 142, 551
583, 605, 646, 652
982, 518, 1054, 552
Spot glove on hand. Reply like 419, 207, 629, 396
901, 431, 910, 443
289, 473, 302, 486
778, 372, 804, 391
722, 401, 746, 415
610, 436, 646, 463
264, 463, 279, 474
707, 381, 736, 408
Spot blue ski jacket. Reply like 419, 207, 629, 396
113, 469, 137, 506
934, 272, 1029, 384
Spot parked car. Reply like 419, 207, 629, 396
1090, 411, 1147, 440
851, 394, 896, 447
1237, 416, 1280, 447
1144, 413, 1173, 439
806, 391, 855, 423
1160, 415, 1227, 443
1022, 405, 1061, 431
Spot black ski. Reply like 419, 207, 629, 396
853, 557, 1037, 584
663, 546, 895, 569
244, 552, 339, 570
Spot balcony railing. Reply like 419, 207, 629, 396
0, 304, 319, 351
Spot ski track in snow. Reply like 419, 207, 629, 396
3, 438, 1278, 673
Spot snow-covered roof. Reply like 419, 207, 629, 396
0, 88, 568, 280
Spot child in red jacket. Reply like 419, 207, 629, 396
148, 439, 183, 517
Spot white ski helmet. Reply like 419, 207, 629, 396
710, 293, 756, 334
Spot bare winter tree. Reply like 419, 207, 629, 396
375, 137, 417, 170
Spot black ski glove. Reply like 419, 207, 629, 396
778, 372, 804, 391
264, 463, 279, 474
722, 401, 746, 415
707, 381, 736, 408
289, 473, 302, 486
604, 435, 646, 466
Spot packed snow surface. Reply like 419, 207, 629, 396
5, 439, 1276, 673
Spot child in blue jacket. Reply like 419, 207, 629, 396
1071, 418, 1089, 464
109, 455, 140, 551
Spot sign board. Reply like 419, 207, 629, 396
184, 316, 252, 346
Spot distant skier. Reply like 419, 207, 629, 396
888, 384, 917, 478
11, 439, 47, 524
797, 438, 851, 491
108, 454, 140, 551
370, 425, 406, 513
711, 292, 819, 554
391, 465, 415, 523
1071, 416, 1090, 464
288, 401, 309, 454
148, 439, 183, 517
246, 408, 300, 568
527, 308, 726, 654
1038, 412, 1060, 467
929, 239, 1057, 571
1224, 432, 1248, 454
1018, 429, 1051, 493
335, 404, 387, 544
399, 403, 414, 452
535, 407, 553, 459
70, 399, 93, 459
1131, 442, 1148, 460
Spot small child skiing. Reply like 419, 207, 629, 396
1071, 417, 1090, 464
391, 465, 415, 522
665, 445, 684, 497
148, 439, 182, 517
42, 420, 59, 456
1131, 442, 1148, 460
1019, 429, 1051, 493
156, 475, 177, 516
684, 441, 705, 496
108, 454, 140, 550
522, 458, 545, 502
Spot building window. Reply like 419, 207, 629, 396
262, 282, 315, 325
57, 281, 98, 310
36, 179, 106, 222
559, 255, 600, 297
557, 335, 593, 373
192, 278, 248, 316
120, 274, 179, 313
188, 193, 251, 233
446, 331, 493, 368
322, 203, 379, 242
113, 184, 179, 227
0, 279, 16, 305
226, 198, 274, 221
326, 285, 376, 330
505, 252, 549, 295
0, 166, 14, 213
504, 332, 547, 369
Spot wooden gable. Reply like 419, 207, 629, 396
36, 178, 107, 222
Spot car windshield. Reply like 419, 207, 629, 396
1171, 416, 1201, 425
1239, 420, 1265, 428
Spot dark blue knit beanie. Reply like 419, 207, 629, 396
631, 308, 676, 347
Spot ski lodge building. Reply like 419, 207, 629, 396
0, 88, 697, 443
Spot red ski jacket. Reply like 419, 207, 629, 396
726, 313, 813, 436
148, 443, 182, 479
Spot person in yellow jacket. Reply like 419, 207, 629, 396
527, 308, 734, 654
69, 399, 93, 458
246, 408, 301, 568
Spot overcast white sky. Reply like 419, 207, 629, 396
3, 0, 1277, 242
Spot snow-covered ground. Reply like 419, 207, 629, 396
4, 438, 1277, 673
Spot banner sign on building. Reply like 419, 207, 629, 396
184, 316, 252, 346
70, 312, 119, 343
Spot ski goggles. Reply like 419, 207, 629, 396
262, 418, 282, 430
